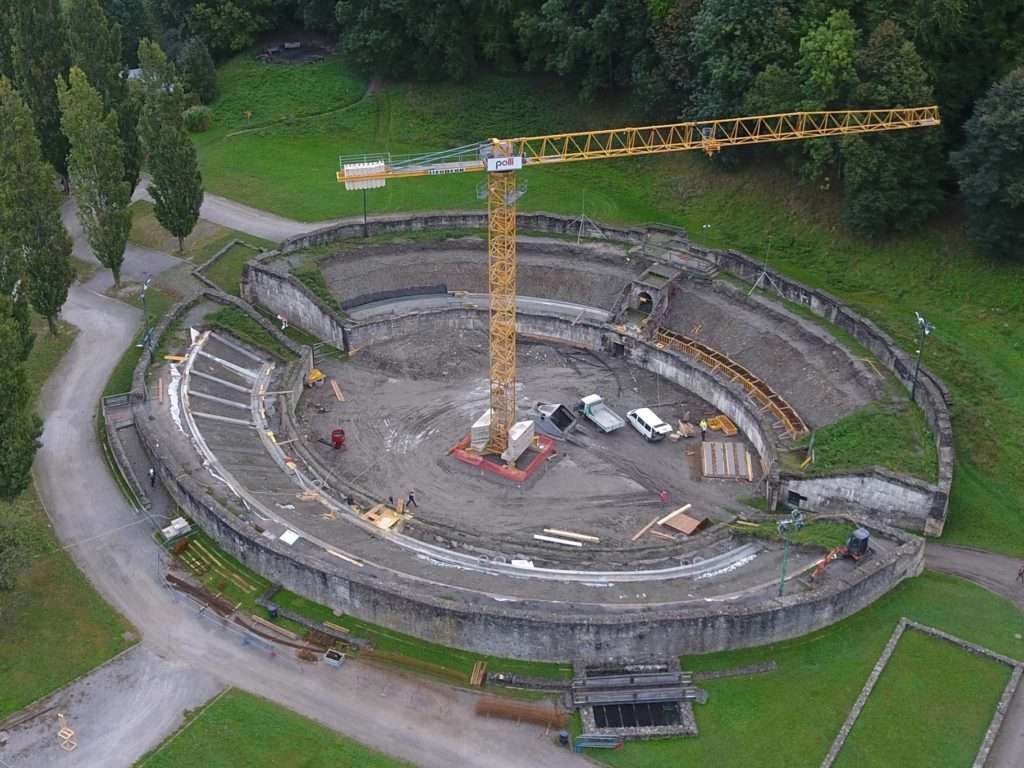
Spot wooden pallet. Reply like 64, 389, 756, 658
701, 441, 753, 481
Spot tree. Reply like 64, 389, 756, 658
185, 0, 276, 58
0, 0, 13, 80
515, 0, 650, 100
9, 0, 71, 180
179, 37, 217, 104
0, 76, 73, 337
66, 0, 123, 107
840, 21, 944, 236
952, 67, 1024, 259
67, 0, 143, 192
794, 9, 861, 182
137, 41, 204, 254
103, 0, 154, 68
58, 67, 132, 287
0, 314, 42, 501
689, 0, 792, 120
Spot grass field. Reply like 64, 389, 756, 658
136, 688, 412, 768
0, 318, 135, 717
103, 286, 178, 396
195, 54, 1024, 556
591, 571, 1023, 768
834, 628, 1010, 768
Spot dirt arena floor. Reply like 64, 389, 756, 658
297, 327, 758, 543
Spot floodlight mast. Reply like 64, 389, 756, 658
338, 107, 941, 456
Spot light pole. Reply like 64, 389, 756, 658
777, 509, 805, 597
909, 311, 934, 401
362, 188, 368, 238
137, 277, 153, 350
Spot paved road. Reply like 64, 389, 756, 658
1, 645, 222, 767
22, 221, 584, 766
926, 544, 1024, 767
132, 183, 326, 243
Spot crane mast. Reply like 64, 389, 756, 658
338, 106, 940, 456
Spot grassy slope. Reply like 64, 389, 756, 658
594, 572, 1023, 768
0, 319, 135, 717
196, 55, 1024, 555
835, 629, 1010, 768
136, 688, 412, 768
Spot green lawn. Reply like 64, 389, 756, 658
835, 628, 1010, 768
0, 318, 135, 717
103, 286, 178, 396
733, 520, 856, 550
270, 588, 572, 682
195, 54, 1024, 555
136, 688, 412, 768
128, 200, 274, 264
204, 242, 263, 295
592, 571, 1023, 768
204, 306, 295, 360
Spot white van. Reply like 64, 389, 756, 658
627, 408, 673, 442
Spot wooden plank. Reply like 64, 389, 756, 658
664, 513, 709, 535
323, 620, 350, 634
252, 614, 300, 640
657, 504, 692, 527
543, 528, 600, 543
330, 379, 345, 402
631, 514, 662, 542
651, 530, 676, 541
163, 354, 187, 362
746, 451, 754, 482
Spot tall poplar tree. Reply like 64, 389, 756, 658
0, 77, 73, 335
58, 68, 131, 287
9, 0, 71, 180
0, 313, 42, 500
137, 40, 203, 255
66, 0, 142, 191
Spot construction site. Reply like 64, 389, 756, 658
125, 110, 950, 669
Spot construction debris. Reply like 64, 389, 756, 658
330, 379, 345, 401
631, 514, 663, 542
662, 513, 709, 535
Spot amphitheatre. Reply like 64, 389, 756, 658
124, 210, 953, 661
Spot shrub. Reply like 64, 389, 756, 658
183, 105, 212, 133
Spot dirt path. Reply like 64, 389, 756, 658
926, 544, 1024, 767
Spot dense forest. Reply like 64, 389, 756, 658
1, 0, 1021, 253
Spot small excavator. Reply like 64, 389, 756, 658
812, 528, 871, 581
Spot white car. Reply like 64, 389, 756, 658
627, 408, 673, 442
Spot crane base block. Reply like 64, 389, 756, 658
450, 434, 555, 483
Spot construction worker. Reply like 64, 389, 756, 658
149, 467, 156, 487
699, 419, 708, 441
1017, 564, 1024, 585
407, 491, 418, 508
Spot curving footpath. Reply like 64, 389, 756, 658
24, 205, 587, 767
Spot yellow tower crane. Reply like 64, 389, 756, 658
338, 106, 940, 455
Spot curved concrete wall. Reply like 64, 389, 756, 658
130, 289, 925, 661
245, 212, 952, 535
